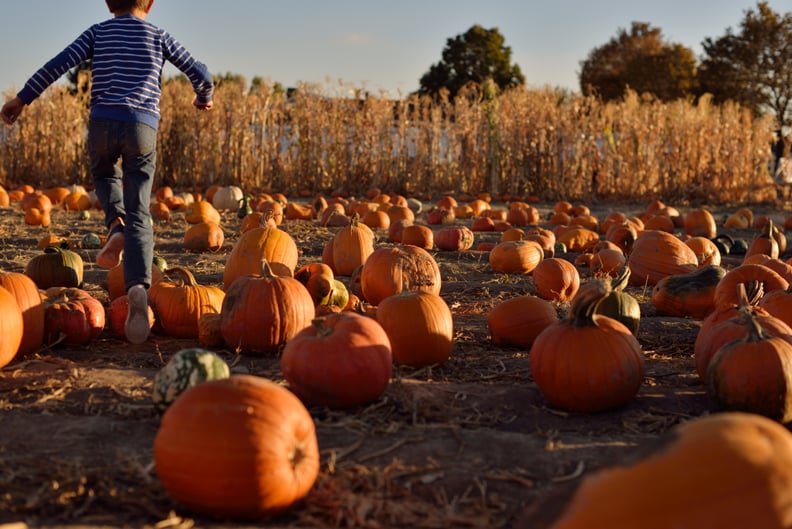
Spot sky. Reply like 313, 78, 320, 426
0, 1, 787, 98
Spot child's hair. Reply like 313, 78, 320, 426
105, 0, 150, 13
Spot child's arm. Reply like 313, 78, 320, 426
1, 97, 25, 125
161, 33, 214, 108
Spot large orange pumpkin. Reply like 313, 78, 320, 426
281, 312, 392, 408
0, 270, 45, 357
148, 267, 225, 339
359, 245, 442, 306
627, 230, 698, 286
544, 413, 792, 528
221, 260, 315, 355
376, 290, 453, 367
154, 375, 319, 519
223, 224, 298, 289
529, 280, 644, 412
0, 286, 24, 368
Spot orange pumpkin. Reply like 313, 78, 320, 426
487, 294, 559, 348
148, 267, 225, 339
281, 312, 392, 408
183, 221, 224, 253
0, 286, 24, 368
360, 245, 441, 306
627, 230, 698, 287
0, 270, 45, 357
328, 215, 375, 276
376, 291, 453, 367
400, 224, 434, 249
154, 375, 319, 519
532, 258, 580, 302
683, 208, 717, 238
223, 224, 298, 289
221, 260, 315, 355
529, 280, 644, 412
489, 240, 544, 275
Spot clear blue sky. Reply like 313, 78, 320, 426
0, 1, 787, 98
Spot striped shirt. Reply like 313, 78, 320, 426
18, 14, 213, 130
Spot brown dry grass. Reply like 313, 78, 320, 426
1, 80, 778, 204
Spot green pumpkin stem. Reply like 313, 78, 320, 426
569, 278, 612, 327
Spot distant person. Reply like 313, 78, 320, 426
772, 130, 792, 201
0, 0, 214, 344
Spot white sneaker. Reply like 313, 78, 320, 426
96, 232, 124, 268
125, 285, 151, 344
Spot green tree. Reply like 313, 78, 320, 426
579, 22, 698, 102
417, 25, 525, 99
699, 2, 792, 128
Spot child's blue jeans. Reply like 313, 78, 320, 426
87, 119, 156, 291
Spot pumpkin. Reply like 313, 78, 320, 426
154, 375, 319, 518
183, 221, 224, 252
745, 218, 783, 260
683, 208, 717, 238
387, 218, 412, 243
425, 206, 455, 225
294, 262, 335, 305
280, 312, 392, 408
627, 230, 698, 287
712, 263, 788, 308
285, 202, 316, 221
543, 413, 792, 529
487, 294, 559, 348
532, 258, 580, 302
25, 246, 84, 289
0, 286, 24, 369
471, 216, 496, 232
650, 265, 727, 319
329, 215, 375, 276
106, 294, 155, 340
360, 245, 442, 306
42, 287, 105, 346
707, 312, 792, 422
376, 291, 454, 367
555, 227, 599, 253
529, 279, 645, 412
489, 240, 544, 275
589, 248, 626, 278
151, 347, 231, 413
758, 284, 792, 327
183, 200, 221, 225
223, 223, 299, 289
148, 267, 225, 339
221, 260, 315, 355
211, 185, 244, 211
684, 236, 721, 267
0, 270, 45, 357
105, 260, 165, 301
400, 224, 434, 249
197, 312, 224, 349
435, 225, 475, 251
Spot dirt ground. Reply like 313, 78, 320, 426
0, 198, 785, 529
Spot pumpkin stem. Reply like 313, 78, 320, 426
739, 310, 767, 343
736, 281, 763, 311
259, 259, 276, 279
569, 278, 612, 327
164, 266, 198, 287
610, 265, 631, 292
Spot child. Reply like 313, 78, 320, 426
0, 0, 214, 344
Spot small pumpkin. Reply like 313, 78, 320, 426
154, 375, 319, 519
106, 294, 156, 340
435, 225, 475, 251
532, 257, 580, 302
487, 294, 559, 348
151, 347, 231, 413
294, 263, 335, 306
183, 221, 224, 253
25, 246, 84, 289
489, 240, 544, 275
329, 215, 376, 276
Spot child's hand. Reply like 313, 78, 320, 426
193, 99, 213, 111
1, 97, 24, 125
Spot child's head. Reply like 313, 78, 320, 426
105, 0, 152, 14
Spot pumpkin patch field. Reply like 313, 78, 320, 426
2, 192, 792, 528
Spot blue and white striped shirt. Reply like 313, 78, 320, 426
17, 14, 213, 130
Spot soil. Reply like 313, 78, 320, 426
0, 199, 784, 529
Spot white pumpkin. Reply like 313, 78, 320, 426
211, 185, 244, 211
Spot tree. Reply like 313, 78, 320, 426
699, 2, 792, 128
417, 25, 525, 99
579, 22, 698, 102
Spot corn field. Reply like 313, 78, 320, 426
0, 79, 778, 204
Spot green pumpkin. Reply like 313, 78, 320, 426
594, 290, 642, 335
24, 245, 84, 289
81, 232, 102, 249
152, 348, 230, 413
